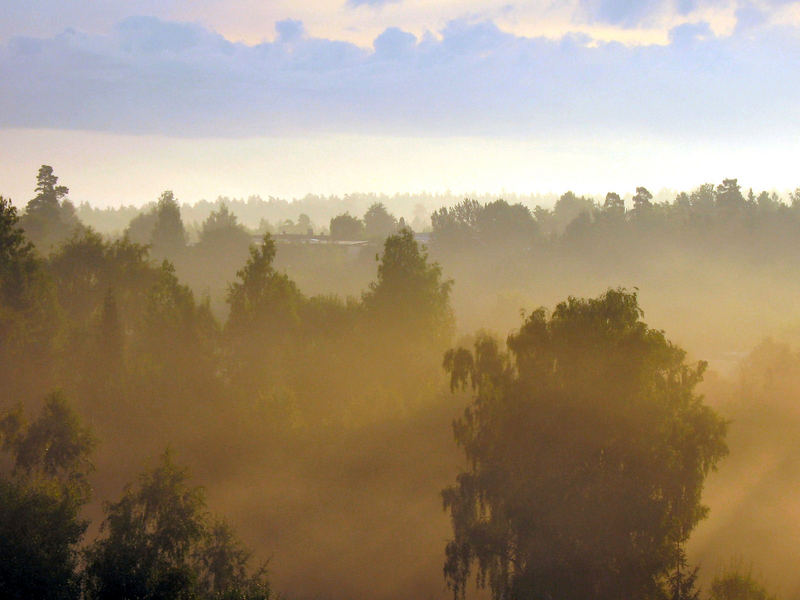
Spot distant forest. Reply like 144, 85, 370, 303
70, 179, 796, 242
2, 165, 800, 600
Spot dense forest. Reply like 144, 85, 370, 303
3, 165, 800, 599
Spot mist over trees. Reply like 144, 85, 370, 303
3, 165, 800, 598
442, 290, 727, 600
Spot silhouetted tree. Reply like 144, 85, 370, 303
329, 213, 364, 240
716, 179, 746, 211
431, 199, 481, 247
690, 183, 715, 215
476, 199, 538, 243
198, 204, 246, 244
150, 191, 186, 258
603, 192, 625, 217
124, 209, 158, 246
442, 289, 728, 600
226, 234, 301, 339
363, 228, 453, 341
225, 234, 303, 392
552, 191, 595, 233
196, 203, 251, 253
632, 186, 654, 211
363, 202, 398, 240
21, 165, 82, 252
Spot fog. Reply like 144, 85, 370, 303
3, 169, 800, 599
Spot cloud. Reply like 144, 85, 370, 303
275, 19, 306, 43
373, 27, 416, 58
0, 14, 798, 140
581, 0, 665, 25
348, 0, 402, 7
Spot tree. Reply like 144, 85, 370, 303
1, 196, 39, 312
363, 202, 398, 240
226, 234, 301, 338
431, 199, 481, 247
21, 165, 81, 252
552, 191, 596, 233
0, 196, 61, 403
329, 213, 364, 240
225, 234, 303, 392
0, 393, 96, 599
789, 187, 800, 211
363, 227, 453, 341
441, 289, 728, 600
83, 450, 270, 600
715, 179, 745, 211
196, 204, 251, 259
150, 191, 186, 257
603, 192, 625, 217
198, 204, 245, 244
132, 260, 219, 403
709, 566, 776, 600
476, 200, 538, 243
297, 213, 313, 235
667, 546, 700, 600
632, 186, 654, 211
690, 184, 715, 214
124, 209, 158, 246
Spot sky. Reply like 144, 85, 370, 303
1, 0, 800, 206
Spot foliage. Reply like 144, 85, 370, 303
83, 450, 271, 600
431, 198, 538, 246
125, 208, 158, 246
441, 289, 728, 600
198, 204, 251, 248
20, 165, 82, 252
329, 212, 364, 240
0, 393, 95, 599
363, 202, 398, 240
709, 566, 776, 600
0, 196, 61, 403
667, 546, 701, 600
224, 233, 304, 395
363, 227, 453, 341
151, 191, 187, 257
130, 260, 219, 401
226, 233, 302, 339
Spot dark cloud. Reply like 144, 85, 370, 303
0, 15, 797, 140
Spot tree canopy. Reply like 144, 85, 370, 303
0, 393, 95, 599
363, 202, 398, 241
329, 212, 364, 240
363, 227, 453, 341
84, 450, 271, 600
442, 289, 728, 600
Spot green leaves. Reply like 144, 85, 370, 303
442, 289, 728, 600
0, 394, 95, 599
364, 227, 453, 340
84, 451, 271, 600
